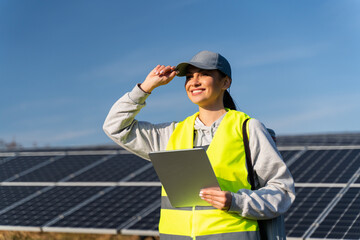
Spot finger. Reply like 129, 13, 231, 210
168, 70, 177, 79
200, 189, 224, 197
200, 190, 232, 210
201, 194, 226, 205
151, 65, 161, 76
201, 196, 227, 210
201, 187, 221, 192
154, 65, 165, 75
159, 65, 174, 76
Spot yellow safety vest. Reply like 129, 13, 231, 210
159, 110, 259, 240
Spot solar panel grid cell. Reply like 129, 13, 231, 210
128, 167, 159, 182
49, 186, 161, 229
127, 206, 160, 230
0, 187, 103, 226
277, 133, 360, 146
289, 150, 360, 183
285, 187, 341, 238
0, 186, 43, 211
14, 155, 106, 182
289, 150, 325, 182
310, 188, 360, 239
279, 150, 299, 163
0, 156, 52, 181
70, 154, 148, 182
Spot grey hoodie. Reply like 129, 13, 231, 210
103, 84, 295, 220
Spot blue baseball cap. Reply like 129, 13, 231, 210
176, 50, 232, 79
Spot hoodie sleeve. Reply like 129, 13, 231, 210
228, 119, 296, 219
103, 84, 177, 160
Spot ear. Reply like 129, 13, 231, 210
222, 76, 232, 90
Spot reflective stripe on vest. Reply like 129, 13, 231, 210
160, 231, 260, 240
159, 110, 258, 239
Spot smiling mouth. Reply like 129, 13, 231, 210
191, 89, 205, 95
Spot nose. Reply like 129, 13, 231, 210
188, 73, 201, 86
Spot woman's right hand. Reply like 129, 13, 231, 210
140, 65, 178, 93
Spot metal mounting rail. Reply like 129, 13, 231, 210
0, 181, 162, 187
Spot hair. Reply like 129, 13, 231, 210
217, 70, 237, 110
223, 90, 237, 110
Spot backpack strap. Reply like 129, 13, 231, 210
242, 118, 256, 191
243, 118, 269, 240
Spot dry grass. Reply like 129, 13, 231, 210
0, 231, 159, 240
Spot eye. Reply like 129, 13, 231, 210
201, 71, 210, 76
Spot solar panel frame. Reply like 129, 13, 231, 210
0, 133, 359, 238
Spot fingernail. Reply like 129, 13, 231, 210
160, 70, 164, 74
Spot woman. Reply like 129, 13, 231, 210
103, 50, 295, 240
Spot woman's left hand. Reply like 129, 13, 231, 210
200, 187, 232, 211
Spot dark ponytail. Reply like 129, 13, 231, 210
223, 90, 237, 110
217, 70, 237, 110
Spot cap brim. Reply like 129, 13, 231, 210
175, 62, 218, 77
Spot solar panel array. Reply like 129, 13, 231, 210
0, 132, 359, 239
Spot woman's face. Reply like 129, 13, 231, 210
184, 66, 229, 109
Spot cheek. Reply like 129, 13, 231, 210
184, 81, 189, 90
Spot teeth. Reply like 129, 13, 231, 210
192, 90, 203, 94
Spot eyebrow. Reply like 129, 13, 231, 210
186, 68, 212, 75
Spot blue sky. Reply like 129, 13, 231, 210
1, 0, 359, 148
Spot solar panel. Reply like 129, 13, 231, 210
279, 150, 300, 163
13, 155, 106, 182
48, 186, 160, 229
0, 156, 53, 181
309, 188, 360, 239
0, 133, 359, 239
69, 154, 148, 182
127, 167, 159, 182
0, 186, 43, 211
0, 187, 103, 226
288, 149, 360, 183
0, 156, 9, 163
277, 133, 360, 146
285, 187, 341, 238
124, 206, 160, 231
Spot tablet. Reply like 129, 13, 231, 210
149, 148, 220, 207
